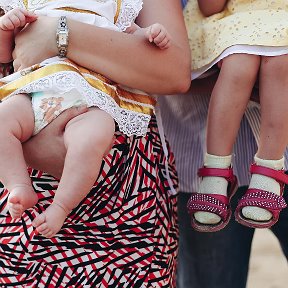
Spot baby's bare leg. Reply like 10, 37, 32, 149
0, 95, 37, 218
32, 108, 115, 237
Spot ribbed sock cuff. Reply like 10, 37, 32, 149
204, 153, 232, 168
254, 155, 284, 170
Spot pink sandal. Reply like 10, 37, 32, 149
235, 164, 288, 229
187, 167, 238, 232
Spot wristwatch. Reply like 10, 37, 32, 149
56, 16, 69, 58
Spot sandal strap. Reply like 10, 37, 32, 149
250, 164, 288, 185
198, 167, 235, 182
187, 193, 230, 220
237, 189, 287, 213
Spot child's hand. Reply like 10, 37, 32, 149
146, 23, 171, 50
0, 8, 37, 31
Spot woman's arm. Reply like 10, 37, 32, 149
197, 0, 228, 17
0, 29, 14, 63
13, 0, 191, 94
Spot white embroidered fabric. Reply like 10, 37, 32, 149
115, 0, 143, 31
0, 0, 24, 12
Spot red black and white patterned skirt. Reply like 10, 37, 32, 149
0, 116, 179, 287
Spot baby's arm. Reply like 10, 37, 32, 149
0, 8, 37, 63
125, 23, 171, 50
197, 0, 228, 17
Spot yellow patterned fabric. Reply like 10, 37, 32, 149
184, 0, 288, 71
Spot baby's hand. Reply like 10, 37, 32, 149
146, 23, 171, 50
0, 8, 37, 31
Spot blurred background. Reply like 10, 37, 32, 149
247, 229, 288, 288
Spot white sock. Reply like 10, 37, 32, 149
195, 153, 232, 224
242, 155, 284, 221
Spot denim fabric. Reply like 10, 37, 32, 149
181, 0, 188, 9
177, 187, 288, 288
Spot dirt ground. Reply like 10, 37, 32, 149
247, 229, 288, 288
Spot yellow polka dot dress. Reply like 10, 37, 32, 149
184, 0, 288, 78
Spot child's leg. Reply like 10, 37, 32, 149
195, 54, 260, 225
32, 108, 115, 238
242, 55, 288, 222
0, 95, 37, 218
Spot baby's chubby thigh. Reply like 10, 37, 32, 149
0, 94, 34, 141
64, 107, 115, 156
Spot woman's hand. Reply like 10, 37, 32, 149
13, 16, 58, 70
23, 106, 88, 178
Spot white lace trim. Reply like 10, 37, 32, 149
115, 0, 143, 31
5, 70, 151, 137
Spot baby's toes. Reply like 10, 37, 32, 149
8, 203, 23, 219
32, 213, 46, 228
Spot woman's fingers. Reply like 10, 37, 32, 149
23, 106, 88, 177
13, 58, 21, 71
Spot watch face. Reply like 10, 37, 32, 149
58, 32, 68, 46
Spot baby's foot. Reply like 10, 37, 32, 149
32, 202, 70, 238
7, 185, 38, 219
